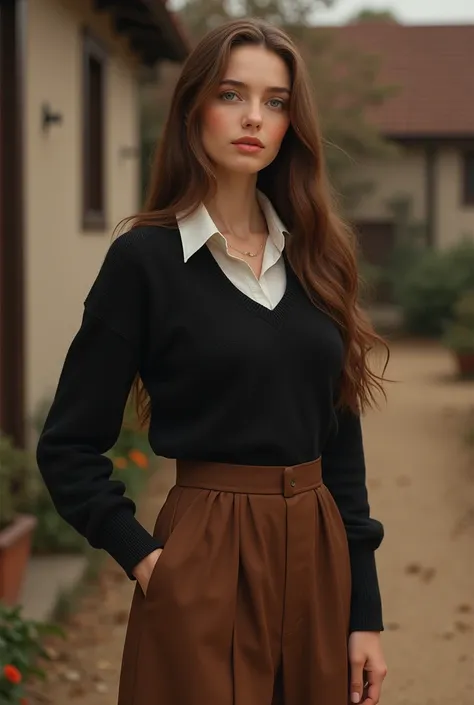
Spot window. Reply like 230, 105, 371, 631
82, 31, 106, 230
462, 151, 474, 206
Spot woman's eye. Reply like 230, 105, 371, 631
268, 98, 285, 109
220, 91, 239, 101
219, 92, 286, 109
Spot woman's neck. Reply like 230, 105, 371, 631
204, 174, 267, 241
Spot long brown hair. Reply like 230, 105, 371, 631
119, 17, 389, 425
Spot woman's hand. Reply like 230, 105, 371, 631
348, 631, 387, 704
132, 548, 163, 597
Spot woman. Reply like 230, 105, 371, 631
36, 17, 389, 705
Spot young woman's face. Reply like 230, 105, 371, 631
200, 45, 291, 176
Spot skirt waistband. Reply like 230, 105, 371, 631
175, 457, 322, 498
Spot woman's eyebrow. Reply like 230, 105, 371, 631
219, 79, 291, 95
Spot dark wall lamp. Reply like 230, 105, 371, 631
42, 103, 63, 132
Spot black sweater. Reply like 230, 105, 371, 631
36, 226, 384, 632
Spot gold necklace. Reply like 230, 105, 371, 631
227, 235, 267, 258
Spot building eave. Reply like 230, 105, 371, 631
95, 0, 190, 65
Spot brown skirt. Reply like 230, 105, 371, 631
118, 458, 351, 705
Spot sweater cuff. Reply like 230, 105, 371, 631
96, 507, 163, 579
349, 546, 384, 633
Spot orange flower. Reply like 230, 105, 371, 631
128, 449, 148, 469
3, 664, 22, 683
20, 699, 28, 705
114, 456, 128, 470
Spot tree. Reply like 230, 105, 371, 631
177, 0, 336, 41
140, 0, 397, 210
351, 9, 399, 23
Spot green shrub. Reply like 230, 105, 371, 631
443, 290, 474, 354
396, 239, 474, 337
0, 602, 63, 702
386, 240, 426, 301
0, 434, 39, 530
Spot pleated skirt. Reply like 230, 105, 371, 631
118, 457, 351, 705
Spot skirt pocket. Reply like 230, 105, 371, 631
144, 484, 203, 603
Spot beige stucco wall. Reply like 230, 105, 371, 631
435, 147, 474, 249
24, 0, 141, 422
347, 143, 474, 249
347, 145, 427, 223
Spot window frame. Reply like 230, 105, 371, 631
82, 29, 107, 231
462, 150, 474, 207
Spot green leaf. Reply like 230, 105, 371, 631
28, 665, 48, 680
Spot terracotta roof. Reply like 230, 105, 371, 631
324, 24, 474, 138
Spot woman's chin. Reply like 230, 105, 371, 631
216, 157, 265, 176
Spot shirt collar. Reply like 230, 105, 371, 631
177, 190, 288, 263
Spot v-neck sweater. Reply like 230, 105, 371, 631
176, 189, 287, 310
36, 225, 385, 633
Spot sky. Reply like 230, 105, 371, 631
314, 0, 474, 25
170, 0, 474, 26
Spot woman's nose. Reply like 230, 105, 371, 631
241, 102, 262, 129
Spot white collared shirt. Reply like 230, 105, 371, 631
177, 191, 288, 310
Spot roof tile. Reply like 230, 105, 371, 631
326, 24, 474, 137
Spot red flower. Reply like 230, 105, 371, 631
3, 663, 22, 683
114, 456, 128, 470
20, 699, 28, 705
128, 449, 149, 469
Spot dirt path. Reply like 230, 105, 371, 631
30, 342, 474, 704
363, 342, 474, 705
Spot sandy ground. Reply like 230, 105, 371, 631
364, 342, 474, 705
29, 342, 474, 704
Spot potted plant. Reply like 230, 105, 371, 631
0, 602, 62, 703
0, 434, 38, 605
443, 290, 474, 379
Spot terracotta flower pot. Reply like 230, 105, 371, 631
0, 514, 37, 605
455, 351, 474, 378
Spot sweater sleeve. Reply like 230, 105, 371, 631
321, 404, 384, 633
36, 236, 162, 578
